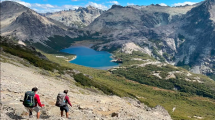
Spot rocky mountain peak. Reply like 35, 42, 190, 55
86, 5, 96, 10
0, 1, 75, 42
111, 5, 124, 9
206, 0, 215, 4
45, 5, 104, 28
77, 6, 102, 12
196, 0, 215, 10
0, 1, 29, 20
1, 1, 27, 9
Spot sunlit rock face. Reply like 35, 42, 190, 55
44, 6, 104, 28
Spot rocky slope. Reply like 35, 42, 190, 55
44, 6, 104, 28
0, 52, 172, 120
86, 4, 198, 56
175, 0, 215, 77
0, 1, 77, 42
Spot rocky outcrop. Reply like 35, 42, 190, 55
44, 6, 104, 28
121, 42, 152, 55
175, 0, 215, 76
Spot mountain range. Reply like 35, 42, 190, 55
0, 0, 215, 79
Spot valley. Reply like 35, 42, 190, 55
1, 36, 215, 119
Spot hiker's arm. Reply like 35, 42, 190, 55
65, 96, 72, 107
35, 94, 44, 107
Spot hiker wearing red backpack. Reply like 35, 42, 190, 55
23, 87, 45, 119
56, 90, 72, 119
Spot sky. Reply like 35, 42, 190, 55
1, 0, 204, 13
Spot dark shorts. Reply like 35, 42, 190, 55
60, 105, 69, 112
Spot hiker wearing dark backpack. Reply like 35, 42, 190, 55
23, 87, 44, 119
56, 90, 72, 119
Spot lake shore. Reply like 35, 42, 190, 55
66, 56, 77, 61
71, 40, 103, 48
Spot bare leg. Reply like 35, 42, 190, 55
66, 112, 69, 118
61, 111, 63, 117
36, 112, 40, 119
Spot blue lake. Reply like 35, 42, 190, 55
60, 46, 119, 70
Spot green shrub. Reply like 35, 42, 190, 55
0, 36, 67, 73
74, 73, 118, 95
112, 65, 215, 99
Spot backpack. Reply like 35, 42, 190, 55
55, 92, 66, 107
23, 91, 35, 107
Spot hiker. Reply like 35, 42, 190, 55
23, 87, 44, 119
56, 90, 72, 118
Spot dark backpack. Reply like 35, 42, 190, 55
55, 93, 66, 107
23, 91, 35, 107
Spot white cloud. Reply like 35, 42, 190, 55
108, 1, 119, 5
172, 2, 197, 6
34, 3, 54, 8
159, 3, 168, 6
46, 4, 54, 8
87, 2, 108, 10
127, 3, 134, 6
32, 4, 80, 13
17, 1, 31, 7
71, 0, 78, 1
62, 5, 79, 10
1, 0, 108, 13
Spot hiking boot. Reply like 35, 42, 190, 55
29, 115, 33, 118
29, 111, 33, 118
29, 111, 32, 116
67, 117, 71, 119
